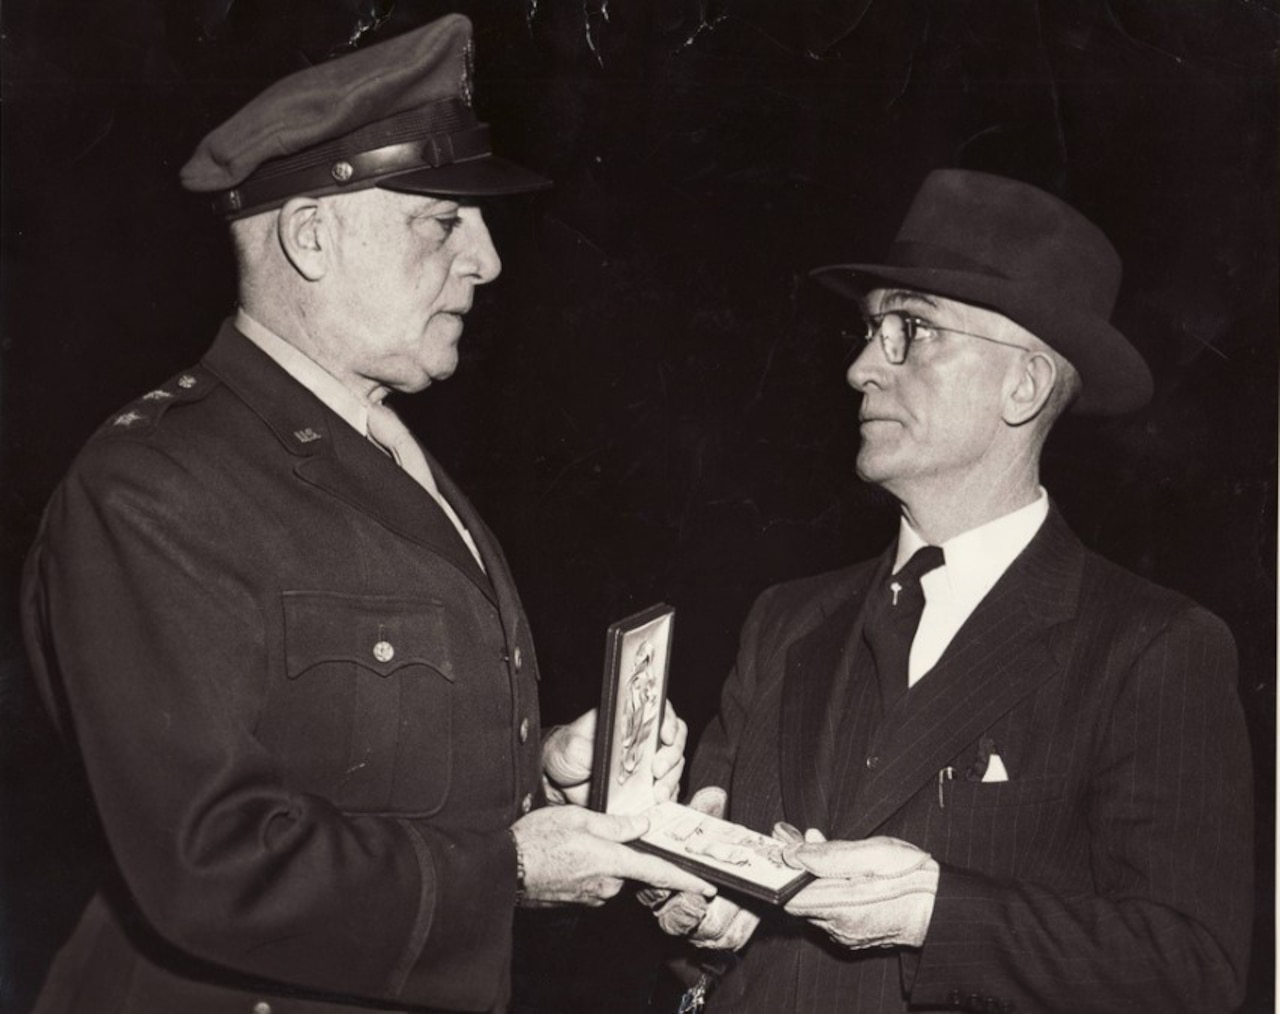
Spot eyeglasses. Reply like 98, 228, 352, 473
860, 310, 1033, 365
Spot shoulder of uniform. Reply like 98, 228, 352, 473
96, 364, 221, 438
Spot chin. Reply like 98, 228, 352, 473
855, 446, 889, 482
389, 360, 455, 394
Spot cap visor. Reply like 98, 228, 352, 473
377, 155, 551, 198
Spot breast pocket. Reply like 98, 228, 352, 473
259, 591, 457, 816
932, 774, 1078, 882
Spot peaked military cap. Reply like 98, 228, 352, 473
181, 13, 550, 218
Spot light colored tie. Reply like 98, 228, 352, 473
366, 402, 486, 571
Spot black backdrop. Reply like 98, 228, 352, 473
1, 1, 1275, 1011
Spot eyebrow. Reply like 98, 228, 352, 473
407, 196, 461, 214
879, 289, 939, 310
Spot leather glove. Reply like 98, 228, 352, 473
639, 787, 767, 951
781, 831, 939, 949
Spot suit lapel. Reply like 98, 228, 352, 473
778, 554, 889, 832
202, 322, 496, 604
838, 509, 1085, 839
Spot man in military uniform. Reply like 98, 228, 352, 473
649, 170, 1253, 1013
22, 14, 711, 1013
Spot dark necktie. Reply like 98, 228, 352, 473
863, 545, 945, 705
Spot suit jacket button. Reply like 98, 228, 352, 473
513, 646, 523, 672
865, 755, 880, 769
521, 792, 533, 814
519, 717, 530, 743
253, 1003, 272, 1014
372, 640, 395, 663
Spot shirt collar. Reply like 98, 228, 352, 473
234, 308, 379, 437
895, 488, 1049, 607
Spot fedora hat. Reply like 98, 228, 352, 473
181, 14, 550, 219
810, 169, 1152, 415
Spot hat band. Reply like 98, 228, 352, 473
216, 123, 493, 217
886, 240, 1011, 280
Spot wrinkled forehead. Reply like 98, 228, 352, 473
343, 188, 463, 216
323, 186, 463, 227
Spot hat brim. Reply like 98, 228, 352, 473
377, 155, 552, 198
810, 263, 1152, 416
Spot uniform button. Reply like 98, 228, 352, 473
865, 755, 880, 769
253, 1003, 272, 1014
521, 792, 533, 814
519, 717, 530, 743
512, 646, 523, 672
372, 640, 395, 663
947, 990, 962, 1008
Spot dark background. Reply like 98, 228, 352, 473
1, 1, 1275, 1011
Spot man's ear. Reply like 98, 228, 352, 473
277, 197, 328, 281
1002, 351, 1057, 427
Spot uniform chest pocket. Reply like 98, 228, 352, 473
259, 591, 457, 816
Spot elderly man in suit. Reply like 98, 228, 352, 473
650, 170, 1253, 1013
20, 14, 714, 1014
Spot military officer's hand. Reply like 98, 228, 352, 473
781, 831, 939, 949
541, 709, 597, 805
639, 787, 763, 951
541, 702, 689, 806
512, 804, 716, 907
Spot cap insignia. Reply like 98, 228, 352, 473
331, 160, 355, 184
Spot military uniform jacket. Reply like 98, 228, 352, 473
689, 508, 1253, 1013
22, 322, 544, 1013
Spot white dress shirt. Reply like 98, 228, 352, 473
895, 490, 1049, 685
234, 308, 485, 569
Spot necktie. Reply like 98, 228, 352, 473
366, 402, 486, 571
863, 545, 945, 704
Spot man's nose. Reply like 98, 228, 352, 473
458, 208, 502, 284
846, 336, 889, 392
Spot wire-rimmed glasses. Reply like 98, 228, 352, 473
861, 310, 1032, 364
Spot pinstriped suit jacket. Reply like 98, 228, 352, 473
689, 507, 1253, 1013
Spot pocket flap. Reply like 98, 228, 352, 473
282, 591, 456, 681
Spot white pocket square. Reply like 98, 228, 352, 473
981, 752, 1010, 783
